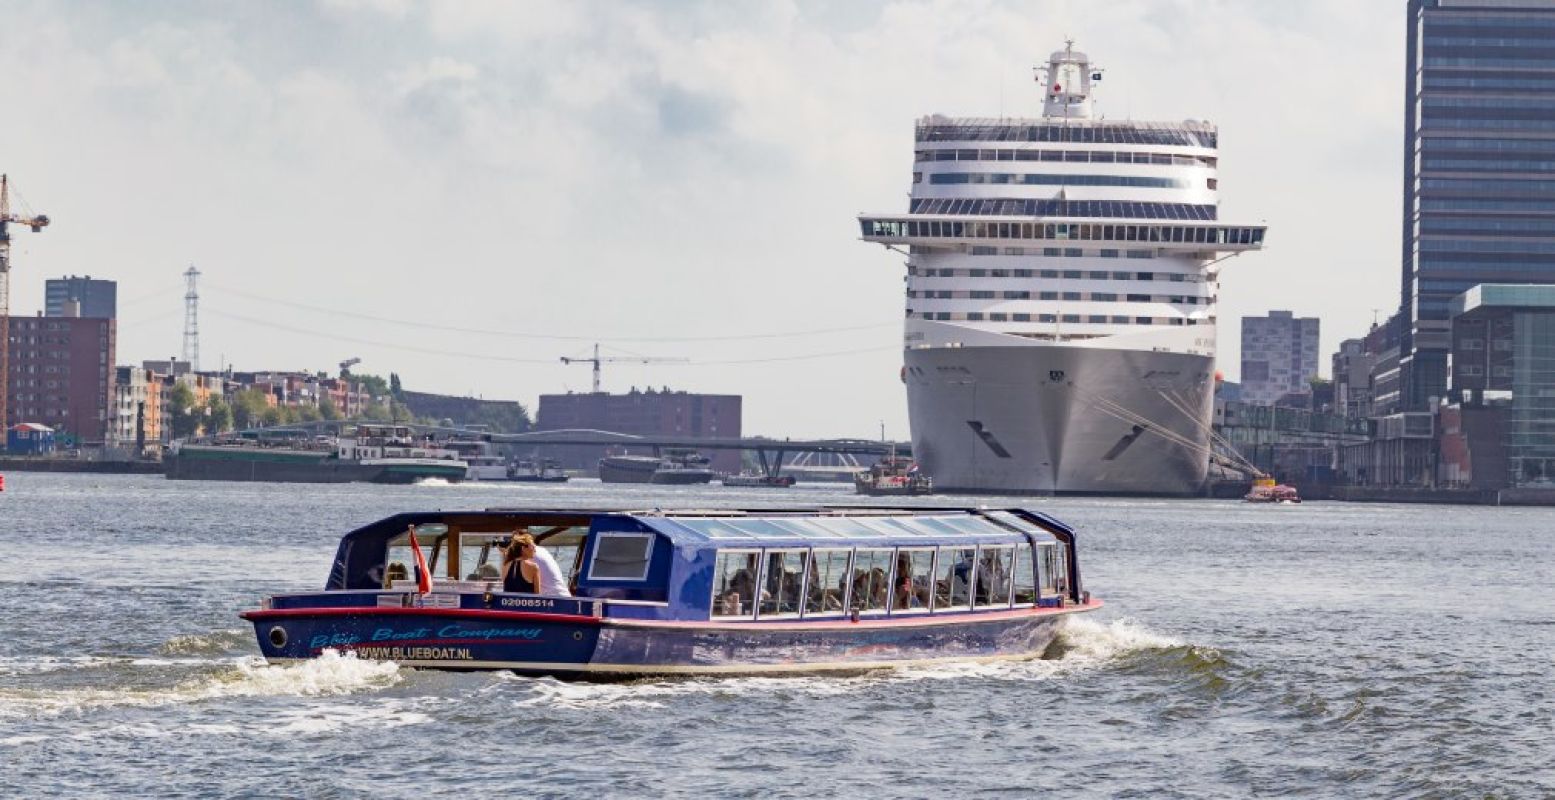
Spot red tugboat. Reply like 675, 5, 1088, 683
1244, 476, 1301, 504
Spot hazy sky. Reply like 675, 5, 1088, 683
0, 0, 1403, 438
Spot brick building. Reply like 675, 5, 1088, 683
535, 387, 742, 473
3, 314, 116, 446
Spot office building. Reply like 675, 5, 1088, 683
1400, 0, 1555, 410
1445, 283, 1555, 487
44, 275, 117, 319
3, 314, 116, 445
1240, 311, 1320, 407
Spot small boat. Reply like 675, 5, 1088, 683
240, 506, 1099, 678
443, 439, 510, 481
1244, 477, 1301, 503
509, 458, 569, 483
855, 456, 933, 496
720, 473, 796, 488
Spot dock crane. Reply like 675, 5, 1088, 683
560, 343, 688, 394
0, 175, 51, 431
339, 357, 362, 377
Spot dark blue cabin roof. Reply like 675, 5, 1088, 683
325, 507, 1077, 592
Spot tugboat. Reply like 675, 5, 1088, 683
1244, 476, 1301, 504
854, 456, 933, 496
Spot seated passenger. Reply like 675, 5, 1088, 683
502, 540, 535, 594
385, 562, 409, 588
507, 532, 573, 596
467, 562, 501, 581
718, 590, 744, 615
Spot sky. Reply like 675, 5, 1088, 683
0, 0, 1405, 439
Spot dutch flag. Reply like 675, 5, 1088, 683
408, 526, 433, 595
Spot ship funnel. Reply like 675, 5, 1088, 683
1040, 39, 1100, 120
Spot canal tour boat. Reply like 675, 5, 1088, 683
240, 506, 1098, 678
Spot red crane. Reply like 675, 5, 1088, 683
0, 174, 52, 432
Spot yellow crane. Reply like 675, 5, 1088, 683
560, 343, 687, 393
0, 174, 52, 430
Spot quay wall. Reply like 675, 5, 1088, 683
0, 458, 162, 474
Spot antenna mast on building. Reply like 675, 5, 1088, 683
182, 265, 201, 372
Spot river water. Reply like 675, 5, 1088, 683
1, 473, 1551, 797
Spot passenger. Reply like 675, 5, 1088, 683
718, 590, 744, 615
728, 556, 759, 608
385, 562, 409, 588
468, 562, 501, 581
502, 538, 535, 594
509, 530, 573, 597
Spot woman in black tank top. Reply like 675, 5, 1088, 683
503, 543, 535, 593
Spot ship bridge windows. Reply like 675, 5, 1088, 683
906, 198, 1218, 220
928, 172, 1189, 189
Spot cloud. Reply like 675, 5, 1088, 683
0, 0, 1407, 437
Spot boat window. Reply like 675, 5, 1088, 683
459, 533, 509, 581
537, 528, 589, 588
893, 548, 935, 613
935, 547, 976, 611
587, 532, 656, 580
1011, 543, 1037, 606
759, 550, 808, 617
974, 546, 1015, 608
383, 527, 448, 586
1038, 543, 1070, 599
804, 549, 852, 616
711, 550, 761, 618
849, 549, 894, 614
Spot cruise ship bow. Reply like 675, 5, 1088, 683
860, 42, 1267, 495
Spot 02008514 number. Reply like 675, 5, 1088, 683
499, 597, 556, 609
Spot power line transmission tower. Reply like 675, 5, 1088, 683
182, 265, 201, 372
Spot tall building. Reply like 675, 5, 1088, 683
1332, 337, 1379, 418
1401, 0, 1555, 411
3, 314, 116, 445
535, 388, 742, 473
1240, 311, 1320, 407
45, 275, 117, 319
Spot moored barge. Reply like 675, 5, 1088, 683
241, 506, 1098, 677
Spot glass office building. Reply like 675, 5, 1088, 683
1449, 284, 1555, 486
1402, 0, 1555, 411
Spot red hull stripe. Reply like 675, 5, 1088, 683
240, 607, 602, 625
240, 600, 1103, 632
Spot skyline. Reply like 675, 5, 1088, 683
0, 0, 1405, 438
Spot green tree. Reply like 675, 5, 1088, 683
319, 394, 343, 420
231, 389, 272, 430
352, 373, 390, 398
260, 405, 285, 427
296, 404, 324, 423
389, 372, 404, 401
168, 384, 201, 439
207, 397, 235, 433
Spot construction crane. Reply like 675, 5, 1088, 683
339, 357, 361, 377
560, 343, 688, 393
0, 174, 51, 431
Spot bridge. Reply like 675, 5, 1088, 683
491, 429, 910, 478
204, 421, 910, 478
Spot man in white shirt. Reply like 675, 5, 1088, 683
511, 529, 572, 597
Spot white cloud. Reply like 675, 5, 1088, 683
0, 0, 1406, 437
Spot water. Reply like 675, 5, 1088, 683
1, 473, 1551, 797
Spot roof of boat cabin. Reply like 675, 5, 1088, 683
336, 507, 1073, 550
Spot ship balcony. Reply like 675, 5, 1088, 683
858, 214, 1266, 253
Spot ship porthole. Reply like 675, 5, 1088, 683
268, 626, 288, 648
572, 631, 583, 641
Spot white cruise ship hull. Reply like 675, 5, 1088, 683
904, 327, 1214, 495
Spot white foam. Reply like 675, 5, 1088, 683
1055, 616, 1185, 662
0, 650, 402, 720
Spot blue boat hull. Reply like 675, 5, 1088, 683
243, 601, 1098, 678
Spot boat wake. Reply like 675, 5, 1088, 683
0, 650, 401, 720
489, 617, 1190, 710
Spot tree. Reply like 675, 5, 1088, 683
168, 384, 201, 439
389, 372, 405, 402
207, 397, 234, 433
231, 389, 272, 430
296, 404, 324, 423
260, 405, 286, 427
319, 394, 343, 421
353, 373, 390, 398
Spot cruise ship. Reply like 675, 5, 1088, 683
859, 42, 1267, 495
